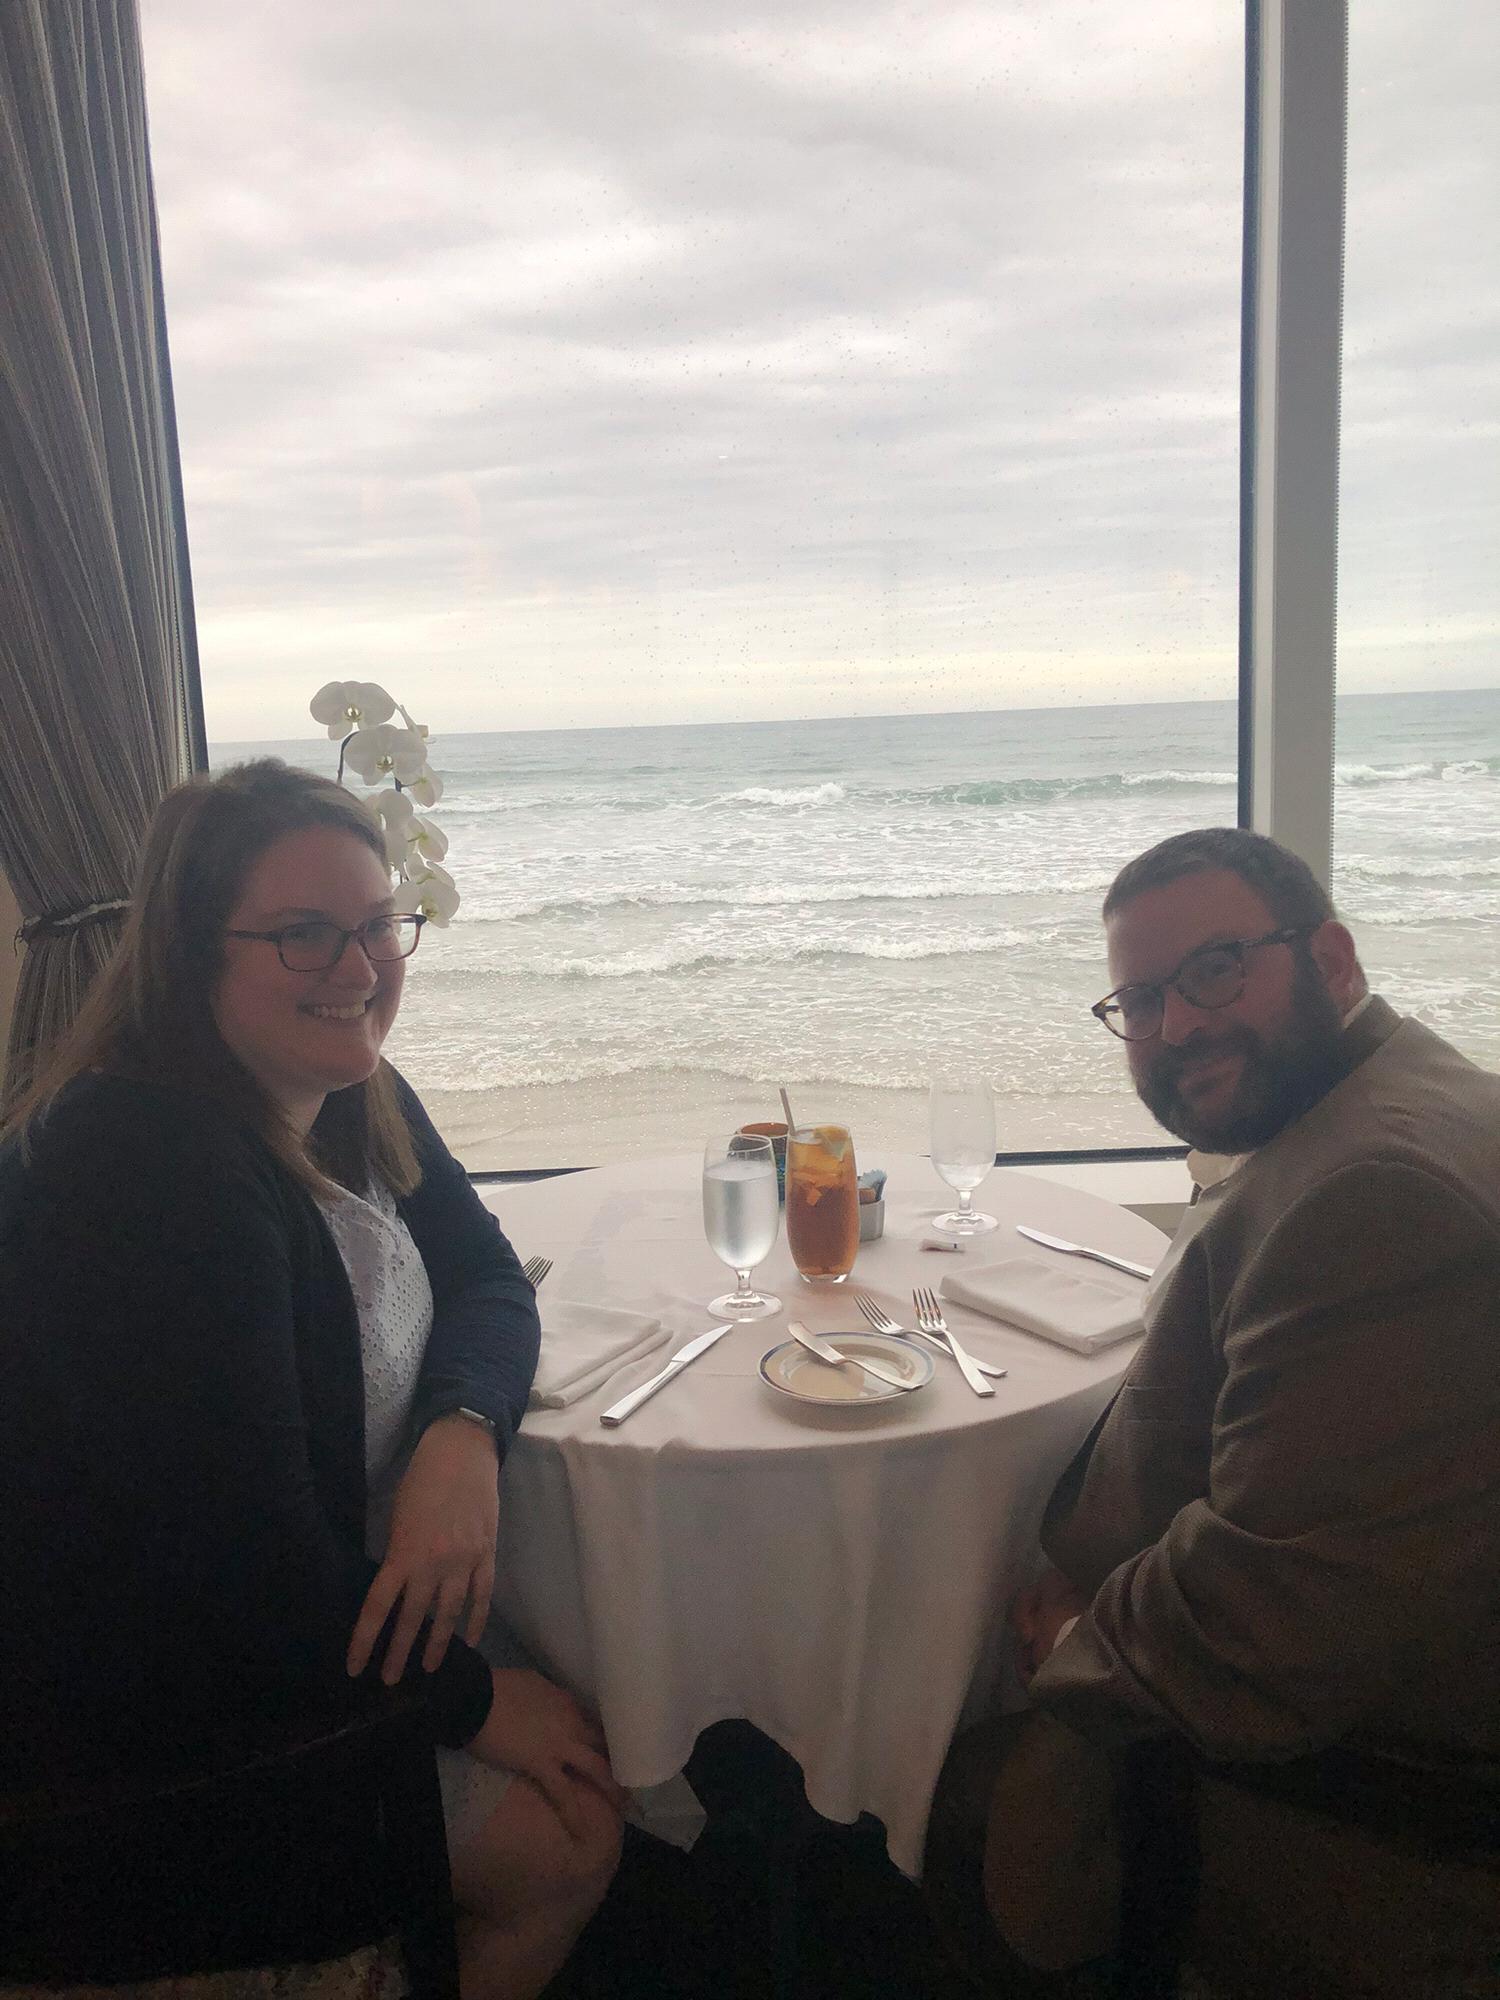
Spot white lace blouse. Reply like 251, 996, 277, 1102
317, 1178, 435, 1547
316, 1180, 514, 1853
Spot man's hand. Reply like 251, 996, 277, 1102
1011, 1564, 1088, 1683
468, 1668, 630, 1838
347, 1414, 500, 1682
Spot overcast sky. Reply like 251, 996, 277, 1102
137, 0, 1498, 743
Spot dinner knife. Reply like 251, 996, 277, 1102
1015, 1224, 1155, 1281
599, 1324, 733, 1427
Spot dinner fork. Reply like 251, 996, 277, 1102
523, 1255, 553, 1288
853, 1294, 1007, 1380
912, 1288, 995, 1398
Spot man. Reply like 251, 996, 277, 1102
933, 828, 1500, 1997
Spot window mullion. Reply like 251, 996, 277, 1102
1241, 0, 1348, 891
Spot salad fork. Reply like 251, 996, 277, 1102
912, 1287, 995, 1398
523, 1255, 553, 1288
853, 1293, 1007, 1379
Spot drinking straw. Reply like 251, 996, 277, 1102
779, 1087, 796, 1132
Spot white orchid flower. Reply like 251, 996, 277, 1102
310, 680, 396, 739
408, 815, 449, 865
374, 789, 416, 829
311, 678, 457, 909
394, 862, 461, 928
372, 790, 417, 870
343, 723, 428, 786
407, 765, 444, 809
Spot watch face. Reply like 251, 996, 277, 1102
455, 1406, 496, 1435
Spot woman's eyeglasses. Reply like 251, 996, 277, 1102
226, 913, 426, 973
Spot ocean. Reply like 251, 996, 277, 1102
216, 687, 1500, 1163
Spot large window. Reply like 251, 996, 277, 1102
1333, 2, 1500, 1076
146, 2, 1251, 1166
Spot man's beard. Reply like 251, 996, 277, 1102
1134, 956, 1349, 1154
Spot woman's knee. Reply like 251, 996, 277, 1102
560, 1779, 624, 1904
454, 1774, 622, 1925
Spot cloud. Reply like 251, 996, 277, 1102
136, 0, 1497, 740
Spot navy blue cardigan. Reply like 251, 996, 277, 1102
0, 1068, 540, 1971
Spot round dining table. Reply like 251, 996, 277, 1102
475, 1150, 1167, 1877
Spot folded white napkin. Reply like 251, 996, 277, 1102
941, 1256, 1143, 1356
528, 1300, 670, 1409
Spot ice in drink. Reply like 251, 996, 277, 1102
785, 1125, 859, 1283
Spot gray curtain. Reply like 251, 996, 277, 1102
0, 0, 202, 1108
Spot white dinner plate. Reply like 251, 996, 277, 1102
759, 1331, 934, 1405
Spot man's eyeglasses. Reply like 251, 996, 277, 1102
1091, 926, 1316, 1042
226, 913, 426, 973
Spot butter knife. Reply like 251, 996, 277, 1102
599, 1324, 732, 1426
788, 1321, 916, 1392
1016, 1224, 1155, 1281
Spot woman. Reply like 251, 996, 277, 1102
0, 761, 623, 1994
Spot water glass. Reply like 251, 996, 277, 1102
702, 1132, 782, 1319
929, 1075, 999, 1234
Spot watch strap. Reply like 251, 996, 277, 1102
448, 1405, 498, 1438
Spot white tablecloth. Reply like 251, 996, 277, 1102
476, 1151, 1166, 1876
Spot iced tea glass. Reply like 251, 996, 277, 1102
784, 1124, 859, 1284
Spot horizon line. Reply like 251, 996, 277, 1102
209, 682, 1498, 748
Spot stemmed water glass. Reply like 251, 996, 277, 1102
928, 1073, 999, 1234
702, 1132, 782, 1319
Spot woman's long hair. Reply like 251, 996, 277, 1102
1, 760, 421, 1198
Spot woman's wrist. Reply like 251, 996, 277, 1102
423, 1408, 500, 1469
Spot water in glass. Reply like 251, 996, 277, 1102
704, 1156, 778, 1269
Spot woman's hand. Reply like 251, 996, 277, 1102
347, 1413, 500, 1682
468, 1668, 630, 1837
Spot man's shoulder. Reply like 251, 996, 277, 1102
1233, 1008, 1500, 1222
1356, 1003, 1500, 1099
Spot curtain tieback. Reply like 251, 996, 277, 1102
18, 897, 129, 945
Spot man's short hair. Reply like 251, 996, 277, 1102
1102, 827, 1337, 930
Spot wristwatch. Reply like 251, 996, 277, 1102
446, 1405, 497, 1439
